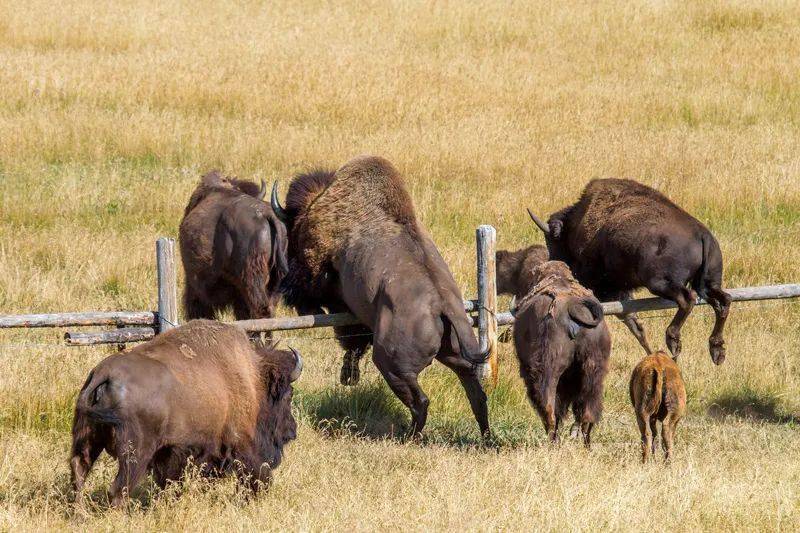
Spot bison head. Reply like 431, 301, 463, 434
526, 208, 571, 263
255, 346, 302, 472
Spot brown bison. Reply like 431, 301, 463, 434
496, 244, 549, 299
629, 350, 686, 462
179, 171, 288, 321
70, 320, 302, 506
527, 178, 731, 365
271, 155, 490, 437
513, 261, 611, 446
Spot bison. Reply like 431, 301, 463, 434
629, 350, 686, 462
179, 171, 288, 321
271, 155, 490, 437
527, 178, 731, 365
70, 320, 302, 506
496, 244, 549, 299
512, 260, 611, 446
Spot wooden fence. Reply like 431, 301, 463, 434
2, 232, 800, 385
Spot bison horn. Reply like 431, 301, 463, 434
289, 347, 303, 382
271, 181, 289, 223
258, 179, 267, 200
526, 208, 550, 235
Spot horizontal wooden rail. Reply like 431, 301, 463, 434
0, 311, 157, 329
65, 327, 156, 346
500, 283, 800, 326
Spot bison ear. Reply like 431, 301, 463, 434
549, 219, 563, 240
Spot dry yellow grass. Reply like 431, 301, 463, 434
1, 0, 799, 530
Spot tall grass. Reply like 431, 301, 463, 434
1, 0, 799, 530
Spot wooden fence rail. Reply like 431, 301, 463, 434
2, 233, 800, 387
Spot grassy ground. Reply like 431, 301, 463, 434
1, 0, 799, 530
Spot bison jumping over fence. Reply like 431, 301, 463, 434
272, 155, 490, 437
527, 178, 731, 365
70, 320, 302, 506
179, 171, 288, 321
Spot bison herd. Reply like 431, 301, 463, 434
71, 155, 728, 505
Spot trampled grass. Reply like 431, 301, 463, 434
1, 0, 799, 530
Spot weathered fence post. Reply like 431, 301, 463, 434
476, 225, 498, 385
156, 237, 178, 333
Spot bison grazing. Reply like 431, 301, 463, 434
527, 178, 731, 365
271, 155, 490, 437
512, 261, 611, 446
629, 351, 686, 462
70, 320, 302, 506
179, 171, 288, 321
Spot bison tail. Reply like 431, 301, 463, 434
566, 297, 603, 339
442, 309, 489, 365
76, 376, 123, 428
645, 367, 664, 416
268, 216, 289, 277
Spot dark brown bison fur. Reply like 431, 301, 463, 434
513, 261, 611, 447
70, 320, 301, 506
528, 178, 731, 365
274, 155, 490, 436
496, 245, 549, 299
179, 171, 288, 322
629, 350, 686, 462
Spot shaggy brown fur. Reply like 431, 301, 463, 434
513, 261, 611, 446
528, 178, 731, 365
274, 155, 490, 437
496, 245, 549, 299
629, 351, 687, 462
180, 171, 288, 321
69, 320, 301, 506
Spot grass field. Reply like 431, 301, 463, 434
1, 0, 800, 530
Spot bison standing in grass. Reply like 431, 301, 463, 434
512, 261, 610, 446
70, 320, 302, 506
271, 155, 490, 437
179, 171, 288, 321
527, 178, 731, 365
630, 350, 686, 462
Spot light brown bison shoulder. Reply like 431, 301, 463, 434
69, 320, 301, 506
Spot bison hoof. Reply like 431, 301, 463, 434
666, 334, 682, 359
710, 339, 726, 365
340, 360, 361, 386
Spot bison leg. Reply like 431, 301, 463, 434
372, 346, 429, 437
661, 412, 680, 462
183, 288, 214, 320
621, 313, 652, 354
335, 325, 372, 386
70, 437, 105, 502
436, 353, 490, 439
108, 435, 155, 508
650, 416, 659, 456
654, 285, 696, 360
637, 411, 653, 463
542, 377, 560, 444
705, 286, 731, 365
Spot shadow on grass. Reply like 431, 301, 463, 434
708, 387, 797, 425
295, 378, 536, 449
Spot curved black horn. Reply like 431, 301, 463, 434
258, 179, 267, 200
271, 181, 289, 223
527, 208, 550, 235
289, 347, 303, 382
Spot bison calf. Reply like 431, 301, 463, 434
70, 320, 302, 506
629, 351, 686, 462
513, 261, 611, 447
